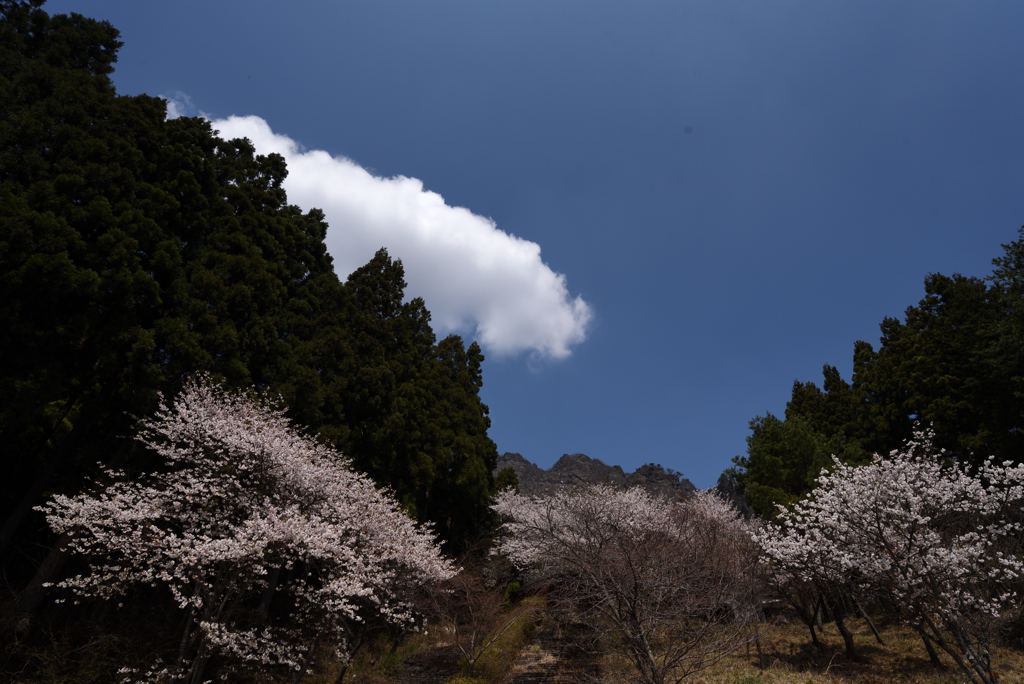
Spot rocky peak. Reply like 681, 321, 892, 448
496, 452, 697, 502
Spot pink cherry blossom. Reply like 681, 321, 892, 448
755, 430, 1024, 684
493, 485, 762, 684
39, 376, 455, 683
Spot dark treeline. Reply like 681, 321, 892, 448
0, 0, 498, 614
730, 229, 1024, 518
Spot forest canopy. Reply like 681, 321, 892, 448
730, 227, 1024, 518
0, 0, 499, 584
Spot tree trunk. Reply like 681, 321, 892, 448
11, 531, 72, 635
807, 620, 820, 647
189, 646, 210, 684
951, 623, 996, 684
918, 613, 987, 684
0, 433, 78, 559
787, 590, 821, 647
292, 634, 320, 684
177, 603, 199, 671
852, 595, 884, 645
332, 635, 365, 684
915, 623, 942, 667
824, 590, 857, 661
257, 566, 281, 618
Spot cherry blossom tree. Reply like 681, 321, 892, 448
493, 486, 762, 684
756, 431, 1024, 684
37, 377, 456, 684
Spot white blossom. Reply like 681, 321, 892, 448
755, 430, 1024, 684
39, 376, 455, 683
494, 485, 761, 684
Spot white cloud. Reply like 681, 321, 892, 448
209, 115, 592, 360
161, 92, 194, 119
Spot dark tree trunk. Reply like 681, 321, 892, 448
177, 603, 199, 670
851, 595, 884, 645
916, 623, 943, 667
332, 635, 365, 684
807, 620, 820, 647
189, 647, 210, 684
292, 634, 320, 684
258, 566, 281, 618
11, 532, 72, 635
785, 588, 821, 647
824, 590, 857, 661
0, 433, 78, 558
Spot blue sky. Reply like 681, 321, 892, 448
48, 0, 1024, 487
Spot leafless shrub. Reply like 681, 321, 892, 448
494, 486, 764, 684
425, 566, 539, 679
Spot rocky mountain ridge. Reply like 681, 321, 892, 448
494, 452, 753, 516
495, 452, 698, 502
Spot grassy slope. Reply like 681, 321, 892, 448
681, 619, 1024, 684
369, 608, 1024, 684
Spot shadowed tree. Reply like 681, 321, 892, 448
0, 2, 498, 619
495, 486, 763, 684
731, 229, 1024, 516
727, 414, 866, 520
332, 250, 498, 548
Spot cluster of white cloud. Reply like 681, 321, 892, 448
204, 114, 591, 360
161, 91, 195, 119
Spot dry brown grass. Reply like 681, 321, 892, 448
284, 608, 1024, 684
298, 629, 443, 684
671, 618, 1024, 684
469, 595, 545, 683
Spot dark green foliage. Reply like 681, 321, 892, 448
731, 227, 1024, 516
852, 272, 1020, 462
990, 230, 1024, 407
494, 466, 520, 494
0, 0, 497, 583
727, 414, 867, 519
0, 0, 338, 549
0, 3, 501, 681
787, 365, 863, 444
329, 249, 498, 546
0, 1, 179, 549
